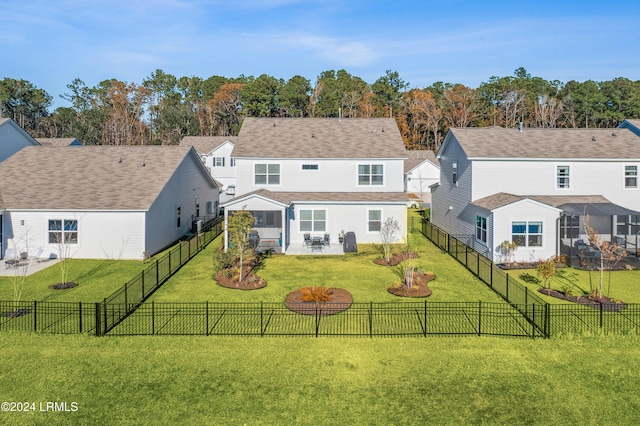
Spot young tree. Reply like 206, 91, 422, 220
498, 240, 518, 266
536, 258, 557, 290
226, 210, 256, 283
584, 216, 625, 299
379, 217, 401, 263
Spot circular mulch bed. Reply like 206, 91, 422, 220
285, 287, 353, 315
374, 252, 420, 266
49, 282, 78, 290
538, 288, 627, 311
4, 309, 30, 318
215, 267, 267, 290
387, 272, 434, 298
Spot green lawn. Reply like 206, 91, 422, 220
0, 259, 146, 302
2, 333, 639, 425
148, 232, 505, 303
511, 266, 640, 304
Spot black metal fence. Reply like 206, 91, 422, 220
95, 216, 224, 335
411, 217, 640, 337
0, 300, 96, 334
102, 301, 544, 338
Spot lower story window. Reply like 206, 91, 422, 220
476, 216, 487, 244
512, 221, 542, 247
48, 219, 78, 244
368, 210, 382, 232
300, 210, 326, 232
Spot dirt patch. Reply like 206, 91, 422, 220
216, 266, 267, 290
387, 272, 434, 298
285, 287, 353, 315
49, 282, 78, 290
374, 252, 420, 266
538, 288, 627, 311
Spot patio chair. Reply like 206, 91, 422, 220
303, 233, 312, 247
322, 233, 330, 247
4, 247, 19, 268
28, 247, 44, 264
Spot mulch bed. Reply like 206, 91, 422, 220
4, 309, 30, 318
49, 282, 78, 290
285, 288, 353, 315
374, 252, 420, 266
538, 288, 627, 311
215, 266, 267, 290
387, 272, 434, 298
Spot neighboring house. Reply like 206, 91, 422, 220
0, 118, 40, 163
180, 136, 236, 191
35, 137, 83, 147
432, 126, 640, 263
222, 118, 409, 253
404, 150, 439, 207
617, 119, 640, 137
0, 146, 219, 260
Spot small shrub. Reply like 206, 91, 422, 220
300, 286, 333, 303
518, 273, 541, 285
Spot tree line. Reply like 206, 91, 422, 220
1, 67, 639, 150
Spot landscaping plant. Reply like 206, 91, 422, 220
226, 209, 256, 283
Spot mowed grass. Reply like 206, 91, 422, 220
511, 266, 640, 304
148, 232, 505, 303
2, 333, 640, 425
0, 259, 145, 303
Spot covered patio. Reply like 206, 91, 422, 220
557, 199, 640, 268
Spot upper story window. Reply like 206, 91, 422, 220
557, 166, 570, 189
358, 164, 383, 186
452, 162, 458, 187
301, 164, 319, 171
625, 165, 637, 188
213, 157, 225, 167
230, 158, 236, 167
255, 163, 280, 185
48, 219, 78, 244
475, 215, 487, 244
176, 206, 182, 228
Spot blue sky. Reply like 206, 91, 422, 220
2, 0, 639, 109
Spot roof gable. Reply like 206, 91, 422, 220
35, 138, 82, 147
233, 117, 407, 159
404, 150, 439, 173
180, 136, 234, 155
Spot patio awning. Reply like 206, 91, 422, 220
559, 202, 640, 216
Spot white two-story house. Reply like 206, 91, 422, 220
180, 136, 236, 192
221, 118, 409, 253
432, 127, 640, 264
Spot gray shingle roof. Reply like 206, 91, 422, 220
404, 150, 439, 173
222, 188, 408, 206
449, 127, 640, 159
179, 136, 233, 154
233, 118, 407, 159
472, 192, 610, 211
0, 145, 204, 210
35, 138, 80, 147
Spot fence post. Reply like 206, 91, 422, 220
103, 299, 107, 335
490, 264, 493, 288
423, 300, 427, 337
152, 301, 155, 335
315, 304, 319, 337
545, 303, 550, 338
124, 282, 128, 306
260, 301, 264, 337
142, 269, 145, 299
477, 252, 480, 275
206, 301, 209, 336
465, 244, 468, 267
156, 258, 159, 286
33, 300, 37, 332
95, 302, 101, 336
478, 301, 482, 336
506, 274, 509, 302
79, 301, 83, 333
599, 302, 603, 330
531, 303, 535, 339
369, 302, 373, 338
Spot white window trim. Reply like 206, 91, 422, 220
299, 209, 327, 233
556, 165, 570, 189
254, 162, 282, 186
475, 215, 487, 245
357, 164, 385, 187
624, 164, 638, 189
511, 220, 544, 248
367, 209, 382, 233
